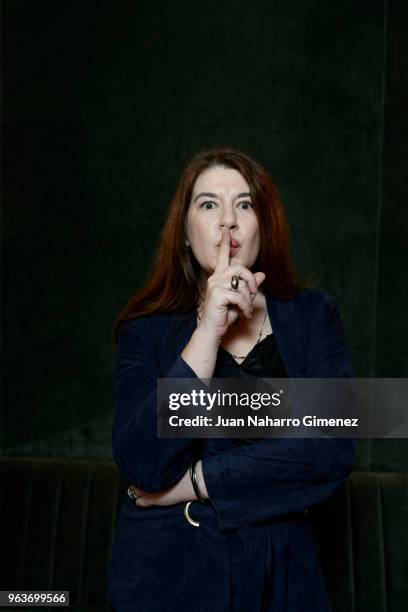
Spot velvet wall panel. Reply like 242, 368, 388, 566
1, 1, 406, 470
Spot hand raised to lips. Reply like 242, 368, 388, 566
197, 227, 266, 336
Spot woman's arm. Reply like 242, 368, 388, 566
199, 293, 356, 532
201, 436, 355, 531
112, 315, 218, 490
181, 322, 220, 378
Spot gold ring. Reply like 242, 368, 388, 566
184, 501, 200, 527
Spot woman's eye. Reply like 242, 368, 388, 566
238, 201, 253, 209
200, 201, 217, 209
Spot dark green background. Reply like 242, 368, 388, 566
2, 1, 407, 470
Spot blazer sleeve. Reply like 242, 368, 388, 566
201, 294, 356, 532
112, 316, 198, 491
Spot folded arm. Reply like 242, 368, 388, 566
201, 293, 356, 531
112, 316, 199, 490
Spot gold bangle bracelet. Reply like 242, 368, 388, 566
184, 501, 200, 527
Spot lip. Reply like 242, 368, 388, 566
216, 238, 241, 248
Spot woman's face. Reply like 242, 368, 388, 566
186, 165, 260, 279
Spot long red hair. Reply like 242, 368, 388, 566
114, 147, 312, 342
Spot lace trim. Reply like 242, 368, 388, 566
216, 333, 288, 378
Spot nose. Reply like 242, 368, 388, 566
220, 221, 237, 232
219, 210, 237, 231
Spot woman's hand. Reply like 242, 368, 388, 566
199, 226, 266, 340
128, 461, 209, 508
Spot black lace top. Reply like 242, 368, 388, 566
214, 333, 288, 379
213, 333, 288, 444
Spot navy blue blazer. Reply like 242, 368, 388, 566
106, 289, 355, 612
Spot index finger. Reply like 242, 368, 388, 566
215, 227, 231, 271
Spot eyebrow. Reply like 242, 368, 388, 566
193, 191, 251, 203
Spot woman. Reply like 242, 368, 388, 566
106, 148, 355, 611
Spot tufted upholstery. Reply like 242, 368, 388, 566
0, 458, 122, 612
312, 470, 408, 612
0, 457, 406, 612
